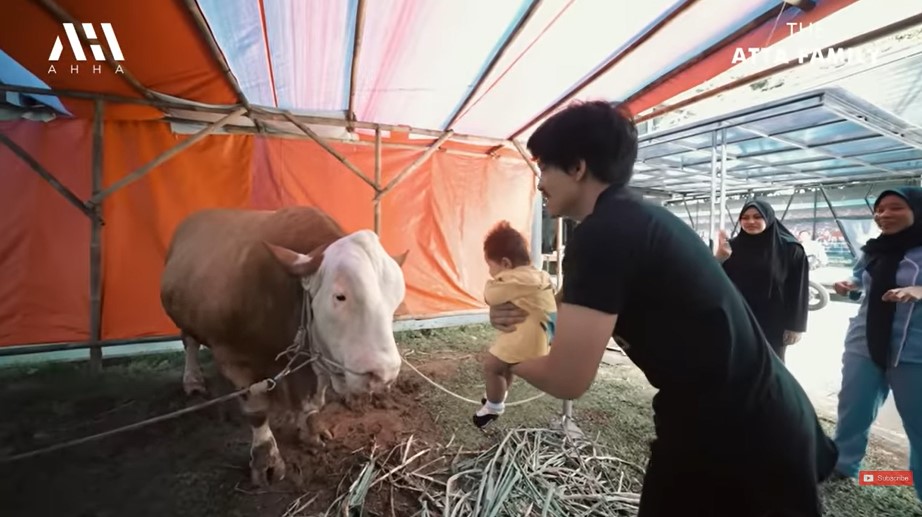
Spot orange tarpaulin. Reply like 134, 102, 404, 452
0, 120, 93, 346
98, 122, 254, 340
0, 119, 537, 347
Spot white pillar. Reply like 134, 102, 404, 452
531, 181, 543, 269
555, 217, 564, 288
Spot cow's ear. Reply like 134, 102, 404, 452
264, 242, 324, 277
391, 250, 409, 267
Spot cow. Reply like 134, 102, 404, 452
159, 206, 408, 486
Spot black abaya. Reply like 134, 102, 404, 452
722, 199, 810, 358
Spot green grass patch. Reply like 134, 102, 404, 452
0, 325, 919, 516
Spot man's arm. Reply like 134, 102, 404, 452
511, 218, 630, 400
512, 303, 616, 399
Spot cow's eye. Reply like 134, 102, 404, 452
334, 294, 346, 302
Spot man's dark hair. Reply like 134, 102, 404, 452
484, 220, 531, 267
526, 100, 638, 189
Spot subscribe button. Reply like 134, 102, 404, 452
858, 470, 914, 486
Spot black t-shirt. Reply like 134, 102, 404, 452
562, 186, 817, 442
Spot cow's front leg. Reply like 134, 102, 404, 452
242, 390, 286, 487
297, 376, 332, 449
181, 333, 207, 396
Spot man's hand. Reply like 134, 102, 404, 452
882, 286, 922, 303
783, 330, 802, 346
833, 280, 858, 296
489, 302, 528, 332
715, 230, 732, 261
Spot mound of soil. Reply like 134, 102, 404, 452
273, 373, 444, 510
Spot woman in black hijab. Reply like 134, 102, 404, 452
715, 198, 810, 361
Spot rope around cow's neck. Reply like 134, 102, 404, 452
273, 287, 318, 378
290, 286, 544, 407
275, 288, 347, 378
277, 287, 367, 379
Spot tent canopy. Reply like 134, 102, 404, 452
1, 0, 856, 140
0, 0, 897, 350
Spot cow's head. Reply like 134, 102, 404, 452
265, 230, 407, 395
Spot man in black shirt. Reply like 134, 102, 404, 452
492, 101, 838, 516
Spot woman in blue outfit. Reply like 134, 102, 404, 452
832, 186, 922, 502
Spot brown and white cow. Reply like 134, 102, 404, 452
160, 206, 407, 486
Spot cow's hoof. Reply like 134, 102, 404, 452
299, 415, 333, 450
300, 429, 333, 450
250, 439, 286, 487
183, 376, 207, 397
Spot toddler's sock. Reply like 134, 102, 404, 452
480, 391, 508, 405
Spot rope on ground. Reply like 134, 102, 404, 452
0, 365, 311, 465
0, 386, 246, 464
400, 356, 545, 407
1, 356, 544, 465
0, 290, 320, 465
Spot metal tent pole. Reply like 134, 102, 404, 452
820, 187, 857, 257
373, 127, 382, 234
88, 100, 104, 372
813, 188, 819, 236
719, 128, 727, 232
510, 139, 544, 270
709, 131, 718, 251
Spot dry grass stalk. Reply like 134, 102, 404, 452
288, 427, 643, 517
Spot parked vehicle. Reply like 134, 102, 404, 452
806, 253, 830, 311
808, 279, 829, 311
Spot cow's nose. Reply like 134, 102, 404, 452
362, 370, 392, 393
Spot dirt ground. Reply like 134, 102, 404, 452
1, 325, 920, 516
0, 349, 447, 517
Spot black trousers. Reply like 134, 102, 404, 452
637, 438, 823, 517
773, 343, 788, 362
638, 410, 835, 517
764, 327, 787, 363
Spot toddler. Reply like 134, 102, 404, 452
473, 221, 557, 428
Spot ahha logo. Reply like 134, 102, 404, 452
47, 22, 124, 75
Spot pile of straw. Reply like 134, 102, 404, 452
284, 427, 643, 517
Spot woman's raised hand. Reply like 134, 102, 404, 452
715, 230, 732, 261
